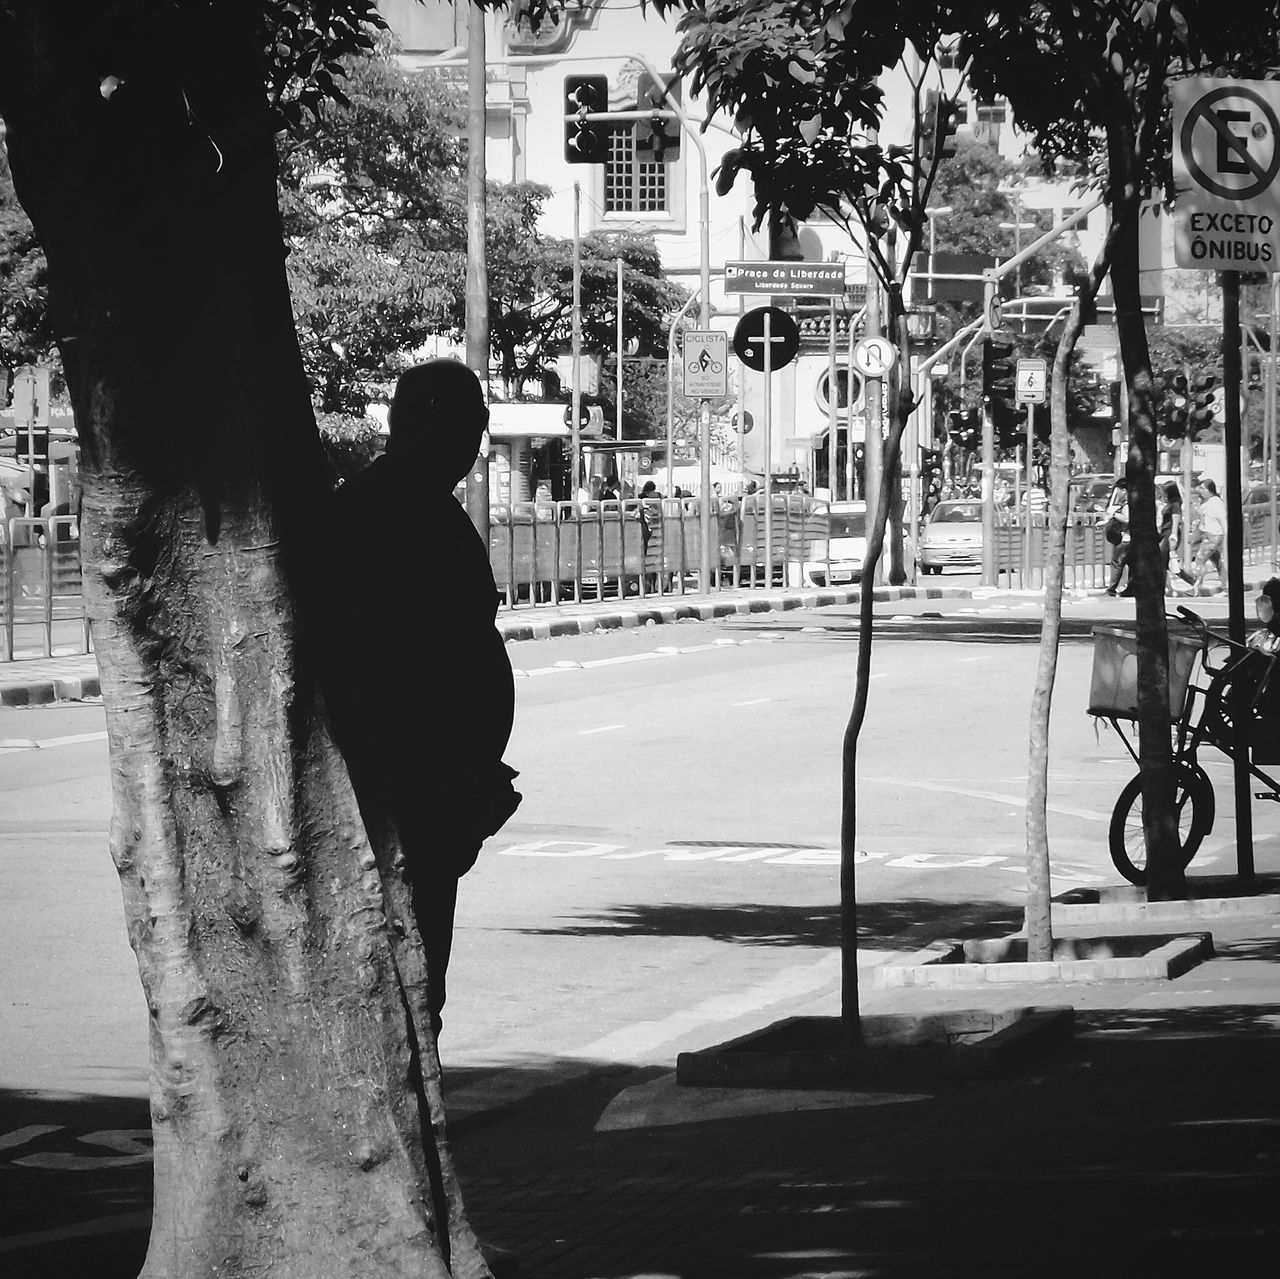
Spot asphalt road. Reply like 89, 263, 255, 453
0, 588, 1259, 1108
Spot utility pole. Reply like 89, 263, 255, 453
463, 6, 490, 527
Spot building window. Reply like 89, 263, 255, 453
936, 40, 963, 70
975, 98, 1007, 125
605, 128, 668, 214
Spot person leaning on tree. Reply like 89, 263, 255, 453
326, 359, 521, 1037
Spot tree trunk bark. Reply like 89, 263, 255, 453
1024, 233, 1113, 961
0, 9, 488, 1276
1106, 153, 1184, 901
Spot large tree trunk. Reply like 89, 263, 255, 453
0, 8, 488, 1276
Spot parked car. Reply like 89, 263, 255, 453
919, 499, 984, 573
1070, 473, 1118, 517
798, 501, 915, 586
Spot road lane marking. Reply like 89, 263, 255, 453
579, 724, 627, 735
866, 776, 1110, 822
0, 730, 108, 754
731, 697, 772, 706
570, 953, 844, 1061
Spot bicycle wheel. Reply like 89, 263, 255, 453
1108, 762, 1214, 886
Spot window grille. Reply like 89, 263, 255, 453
605, 127, 668, 214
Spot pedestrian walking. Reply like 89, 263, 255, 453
1161, 481, 1185, 594
1105, 496, 1132, 595
1178, 478, 1227, 595
327, 359, 521, 1037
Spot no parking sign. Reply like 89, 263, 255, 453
1172, 78, 1280, 271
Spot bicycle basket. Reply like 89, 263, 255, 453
1087, 623, 1201, 720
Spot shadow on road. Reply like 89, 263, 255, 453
511, 897, 1027, 950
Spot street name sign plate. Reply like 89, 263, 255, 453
1172, 78, 1280, 272
725, 261, 847, 296
1016, 357, 1048, 404
682, 331, 729, 397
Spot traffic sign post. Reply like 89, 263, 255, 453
733, 307, 802, 581
1170, 77, 1275, 881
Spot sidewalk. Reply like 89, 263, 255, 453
4, 875, 1280, 1276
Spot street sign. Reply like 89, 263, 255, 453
724, 261, 847, 296
1172, 78, 1280, 271
10, 366, 50, 429
851, 335, 896, 378
682, 330, 729, 398
732, 307, 800, 373
1016, 357, 1048, 404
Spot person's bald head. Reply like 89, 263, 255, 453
387, 360, 489, 486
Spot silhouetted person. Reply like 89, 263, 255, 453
329, 360, 519, 1036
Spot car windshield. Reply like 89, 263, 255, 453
829, 511, 866, 537
930, 502, 981, 524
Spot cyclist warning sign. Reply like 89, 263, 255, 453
682, 330, 728, 397
1173, 78, 1280, 272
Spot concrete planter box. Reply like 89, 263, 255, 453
873, 932, 1213, 989
675, 1007, 1074, 1089
1053, 876, 1280, 927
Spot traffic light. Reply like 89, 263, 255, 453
949, 407, 980, 448
635, 71, 680, 162
983, 335, 1016, 407
1189, 374, 1218, 433
564, 75, 609, 164
921, 90, 959, 162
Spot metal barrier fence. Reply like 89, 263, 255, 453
1, 516, 91, 660
5, 498, 1275, 660
993, 508, 1279, 592
489, 494, 829, 607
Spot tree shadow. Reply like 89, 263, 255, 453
513, 897, 1027, 950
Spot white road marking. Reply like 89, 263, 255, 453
570, 953, 844, 1061
0, 730, 107, 755
579, 724, 627, 735
869, 776, 1110, 822
731, 697, 772, 707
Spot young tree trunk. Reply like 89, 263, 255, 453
0, 9, 490, 1276
1106, 146, 1184, 902
839, 296, 910, 1047
1024, 236, 1113, 961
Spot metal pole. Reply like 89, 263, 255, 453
571, 182, 582, 497
1270, 275, 1278, 567
1223, 269, 1254, 881
828, 292, 838, 500
616, 256, 624, 442
1023, 402, 1034, 585
847, 310, 858, 501
864, 272, 882, 581
763, 309, 774, 582
463, 5, 490, 531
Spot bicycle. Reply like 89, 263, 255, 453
1096, 606, 1280, 886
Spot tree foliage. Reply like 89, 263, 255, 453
278, 43, 470, 415
0, 134, 56, 386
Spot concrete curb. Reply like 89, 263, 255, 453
0, 674, 101, 707
873, 932, 1215, 987
1054, 894, 1280, 925
495, 584, 968, 642
674, 1006, 1076, 1088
